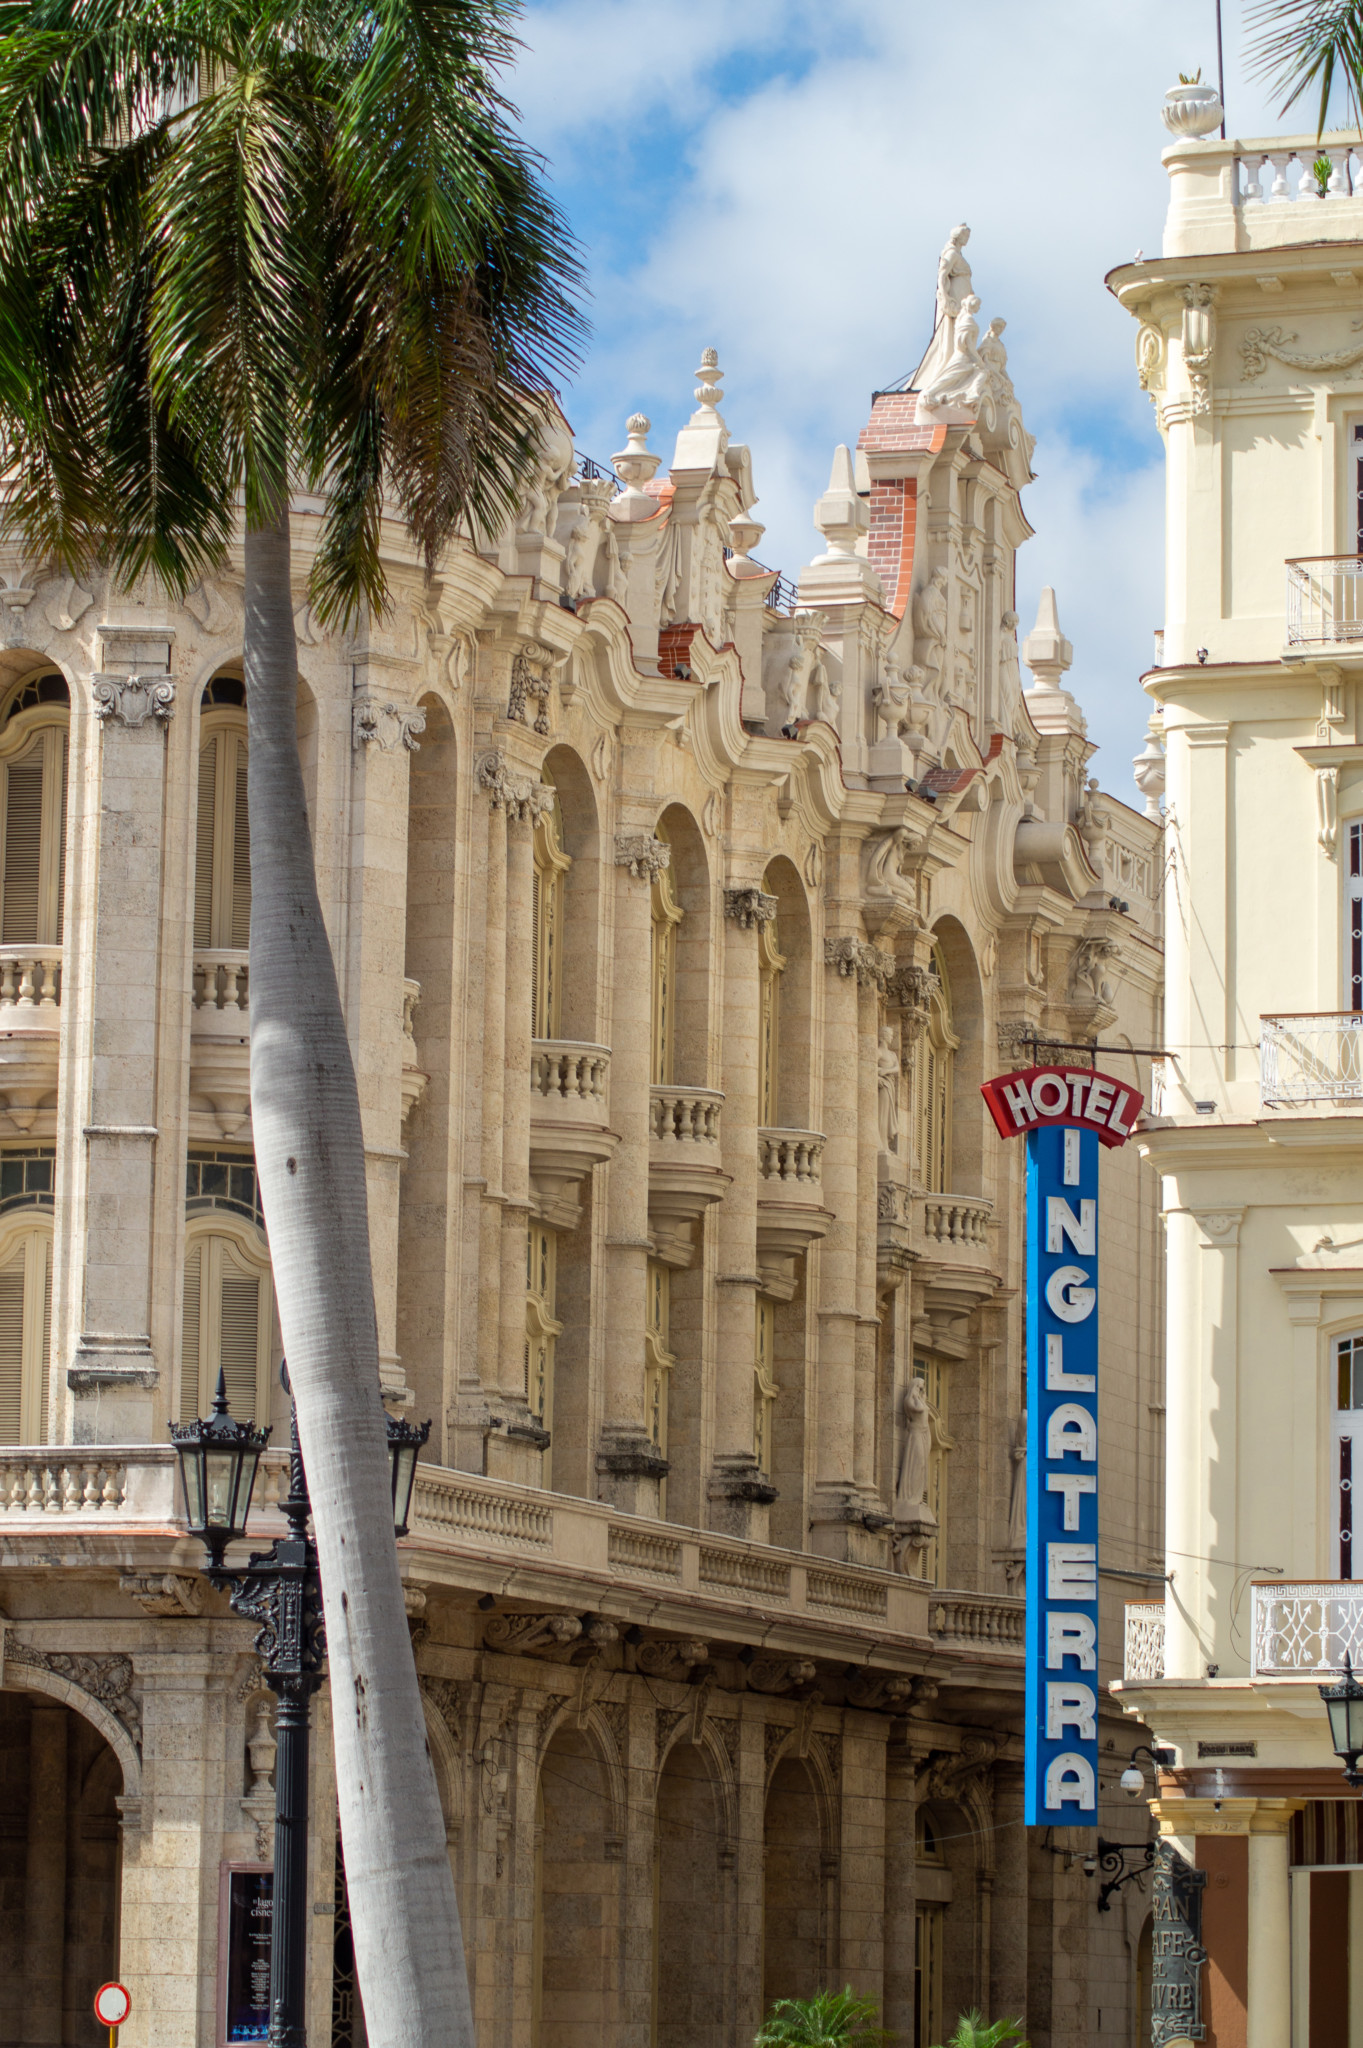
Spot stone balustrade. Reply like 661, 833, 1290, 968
192, 949, 250, 1015
921, 1193, 992, 1250
0, 947, 62, 1011
531, 1039, 611, 1101
757, 1128, 825, 1183
1124, 1601, 1166, 1682
0, 1443, 1021, 1666
650, 1086, 723, 1145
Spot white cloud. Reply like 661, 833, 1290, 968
515, 0, 1297, 786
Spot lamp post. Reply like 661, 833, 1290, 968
1320, 1656, 1363, 1789
171, 1369, 430, 2048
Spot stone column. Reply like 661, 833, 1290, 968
23, 1701, 67, 2042
345, 684, 426, 1403
853, 977, 884, 1512
121, 1645, 237, 2048
838, 1715, 888, 1995
989, 1763, 1028, 2024
882, 1747, 918, 2043
66, 664, 177, 1442
1246, 1804, 1294, 2048
708, 884, 775, 1540
810, 937, 866, 1558
597, 832, 668, 1514
494, 794, 544, 1480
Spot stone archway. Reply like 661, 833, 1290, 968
0, 1685, 123, 2048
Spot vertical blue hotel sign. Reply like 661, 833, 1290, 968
981, 1063, 1144, 1828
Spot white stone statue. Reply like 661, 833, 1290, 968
936, 223, 973, 326
896, 1379, 932, 1514
872, 653, 911, 742
564, 509, 597, 601
998, 608, 1022, 706
922, 294, 991, 414
877, 1024, 900, 1153
913, 568, 949, 695
981, 317, 1015, 404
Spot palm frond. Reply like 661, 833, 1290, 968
1246, 0, 1363, 132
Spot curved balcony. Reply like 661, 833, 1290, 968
916, 1191, 998, 1327
648, 1084, 728, 1268
530, 1039, 618, 1231
756, 1126, 832, 1297
0, 946, 62, 1133
189, 949, 250, 1139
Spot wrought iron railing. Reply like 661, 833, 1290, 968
1260, 1012, 1363, 1105
1252, 1581, 1363, 1675
1286, 556, 1363, 646
1124, 1602, 1166, 1681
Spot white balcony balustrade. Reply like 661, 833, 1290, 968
756, 1126, 831, 1295
648, 1084, 727, 1267
1260, 1013, 1363, 1107
1252, 1581, 1363, 1675
0, 945, 63, 1132
1287, 557, 1363, 648
529, 1040, 617, 1232
1124, 1602, 1166, 1682
921, 1193, 993, 1251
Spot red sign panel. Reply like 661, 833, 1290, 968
980, 1065, 1143, 1150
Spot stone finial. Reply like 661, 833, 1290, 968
797, 445, 882, 606
1133, 711, 1166, 820
610, 413, 662, 522
673, 348, 731, 472
1021, 587, 1072, 687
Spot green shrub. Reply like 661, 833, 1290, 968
754, 1988, 886, 2047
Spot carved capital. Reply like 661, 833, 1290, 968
475, 751, 555, 822
888, 961, 940, 1030
823, 935, 890, 988
482, 1612, 583, 1657
614, 832, 670, 881
93, 673, 175, 728
352, 697, 426, 753
724, 887, 778, 930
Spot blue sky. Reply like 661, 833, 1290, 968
508, 1, 1324, 798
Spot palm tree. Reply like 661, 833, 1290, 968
1247, 0, 1363, 131
0, 3, 582, 2043
754, 1987, 887, 2048
932, 2015, 1029, 2048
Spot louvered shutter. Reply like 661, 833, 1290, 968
0, 1246, 26, 1441
38, 1236, 51, 1441
181, 1242, 203, 1421
218, 1242, 261, 1419
194, 738, 217, 948
230, 740, 251, 947
2, 750, 44, 943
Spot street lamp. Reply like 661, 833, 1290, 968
1320, 1656, 1363, 1789
171, 1368, 428, 2048
1120, 1741, 1176, 1797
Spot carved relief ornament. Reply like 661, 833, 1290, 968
1241, 323, 1363, 381
93, 674, 175, 728
724, 887, 777, 929
614, 833, 670, 881
475, 751, 554, 822
353, 697, 426, 753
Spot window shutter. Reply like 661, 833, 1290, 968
0, 1246, 26, 1441
38, 1235, 51, 1441
2, 751, 44, 944
180, 1242, 203, 1422
218, 1244, 261, 1420
194, 738, 217, 948
54, 733, 68, 945
230, 739, 251, 948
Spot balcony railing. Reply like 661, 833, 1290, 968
531, 1039, 610, 1101
0, 947, 61, 1012
757, 1128, 825, 1184
1124, 1602, 1166, 1682
1287, 556, 1363, 648
1261, 1013, 1363, 1105
192, 949, 249, 1014
650, 1086, 722, 1145
1252, 1581, 1363, 1676
922, 1193, 992, 1250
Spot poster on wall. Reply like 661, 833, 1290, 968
221, 1866, 273, 2045
981, 1063, 1143, 1829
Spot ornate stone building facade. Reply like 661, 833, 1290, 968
0, 238, 1162, 2048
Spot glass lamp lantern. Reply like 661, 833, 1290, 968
1320, 1658, 1363, 1788
385, 1412, 431, 1537
170, 1368, 271, 1571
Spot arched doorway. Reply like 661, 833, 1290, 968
534, 1723, 619, 2047
654, 1740, 724, 2048
762, 1755, 827, 2013
0, 1687, 121, 2047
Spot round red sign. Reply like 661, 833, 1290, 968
93, 1984, 131, 2028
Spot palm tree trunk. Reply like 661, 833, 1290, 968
243, 506, 474, 2048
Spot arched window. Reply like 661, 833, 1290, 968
531, 781, 570, 1039
195, 679, 250, 950
650, 824, 682, 1084
179, 1220, 273, 1423
0, 672, 69, 951
757, 906, 786, 1127
0, 1214, 52, 1442
914, 1809, 947, 2045
915, 945, 957, 1194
